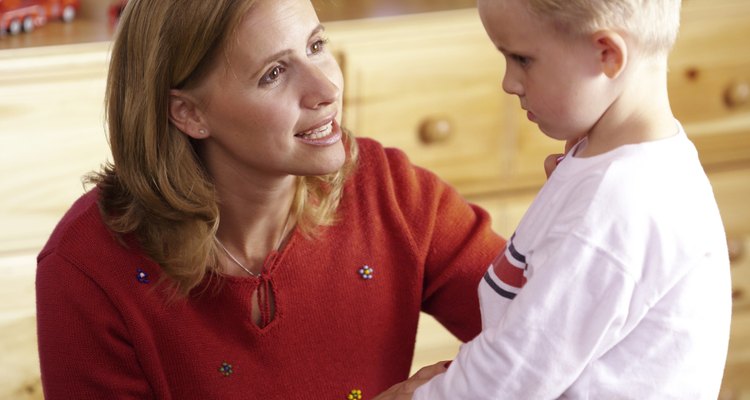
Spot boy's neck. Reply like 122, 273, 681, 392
577, 58, 677, 158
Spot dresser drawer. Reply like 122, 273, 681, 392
0, 254, 42, 400
669, 0, 750, 167
0, 43, 111, 257
729, 235, 750, 309
707, 167, 750, 239
722, 235, 750, 399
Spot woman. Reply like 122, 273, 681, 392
36, 0, 504, 398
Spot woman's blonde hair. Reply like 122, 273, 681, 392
526, 0, 681, 56
88, 0, 358, 296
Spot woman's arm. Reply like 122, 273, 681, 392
36, 251, 153, 399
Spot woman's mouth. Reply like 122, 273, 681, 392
297, 121, 333, 139
295, 120, 341, 146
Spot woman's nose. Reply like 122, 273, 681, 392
301, 62, 340, 110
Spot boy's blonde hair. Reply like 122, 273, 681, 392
527, 0, 681, 56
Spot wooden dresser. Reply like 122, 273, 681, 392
0, 2, 748, 398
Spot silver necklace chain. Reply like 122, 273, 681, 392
215, 213, 292, 277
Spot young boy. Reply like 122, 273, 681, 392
375, 0, 733, 399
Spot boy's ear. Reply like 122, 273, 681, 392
168, 89, 210, 139
592, 30, 627, 79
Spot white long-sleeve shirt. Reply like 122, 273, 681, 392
416, 125, 732, 399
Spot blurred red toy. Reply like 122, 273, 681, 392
0, 0, 80, 35
108, 0, 127, 28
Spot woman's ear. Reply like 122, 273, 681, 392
592, 30, 627, 79
169, 89, 210, 139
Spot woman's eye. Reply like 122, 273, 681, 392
260, 65, 285, 85
309, 38, 328, 55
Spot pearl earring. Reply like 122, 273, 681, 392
199, 129, 207, 135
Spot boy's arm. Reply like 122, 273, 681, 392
415, 233, 636, 399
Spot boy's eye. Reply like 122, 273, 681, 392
512, 54, 530, 67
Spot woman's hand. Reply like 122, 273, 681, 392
371, 361, 450, 400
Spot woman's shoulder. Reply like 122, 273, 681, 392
353, 136, 438, 188
355, 137, 409, 166
36, 187, 161, 307
37, 188, 142, 276
38, 189, 101, 256
347, 136, 475, 225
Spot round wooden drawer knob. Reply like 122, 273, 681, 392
419, 117, 453, 144
727, 237, 744, 263
724, 81, 750, 109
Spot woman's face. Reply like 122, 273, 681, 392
188, 0, 346, 184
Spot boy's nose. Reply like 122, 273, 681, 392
502, 72, 523, 97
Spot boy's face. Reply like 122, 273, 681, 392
478, 0, 615, 141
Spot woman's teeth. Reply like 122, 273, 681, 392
298, 121, 333, 139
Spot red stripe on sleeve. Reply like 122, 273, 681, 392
492, 252, 527, 288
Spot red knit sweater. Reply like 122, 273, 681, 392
36, 138, 504, 400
